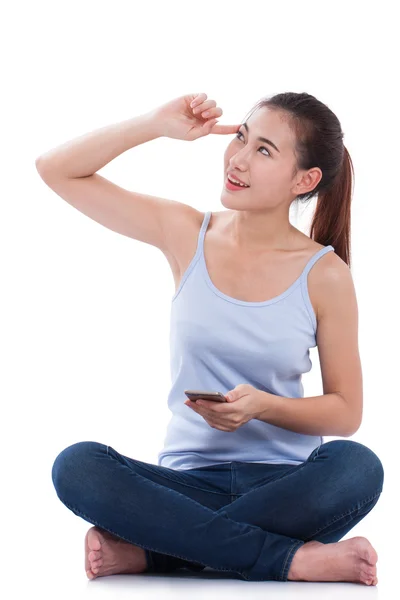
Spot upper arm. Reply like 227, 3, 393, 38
315, 254, 363, 434
36, 162, 199, 254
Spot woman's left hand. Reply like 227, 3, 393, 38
184, 383, 266, 432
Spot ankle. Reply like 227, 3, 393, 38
288, 545, 305, 580
288, 541, 322, 580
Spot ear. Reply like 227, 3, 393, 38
295, 167, 322, 195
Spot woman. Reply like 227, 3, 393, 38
37, 91, 384, 585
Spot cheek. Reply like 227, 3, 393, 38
224, 143, 236, 163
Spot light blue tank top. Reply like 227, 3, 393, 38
157, 211, 335, 471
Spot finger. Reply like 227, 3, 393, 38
196, 400, 223, 410
190, 402, 213, 418
211, 422, 231, 432
198, 107, 223, 120
196, 408, 227, 428
192, 100, 217, 115
196, 399, 231, 413
190, 406, 231, 431
211, 123, 242, 135
195, 399, 220, 410
202, 118, 219, 133
190, 93, 207, 108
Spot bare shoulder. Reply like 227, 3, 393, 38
169, 206, 205, 258
307, 244, 355, 323
309, 242, 350, 280
161, 206, 205, 281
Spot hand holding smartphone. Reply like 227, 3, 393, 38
184, 389, 227, 403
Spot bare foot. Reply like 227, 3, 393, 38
85, 526, 148, 580
288, 536, 378, 586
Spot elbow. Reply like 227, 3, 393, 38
35, 157, 49, 177
35, 157, 62, 182
35, 156, 46, 169
344, 420, 361, 438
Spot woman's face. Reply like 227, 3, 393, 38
222, 107, 307, 209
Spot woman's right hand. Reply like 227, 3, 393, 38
149, 92, 241, 141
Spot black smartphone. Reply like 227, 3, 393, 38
184, 389, 228, 403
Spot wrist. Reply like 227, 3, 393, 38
254, 390, 281, 422
143, 109, 166, 138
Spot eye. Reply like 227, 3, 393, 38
235, 131, 271, 157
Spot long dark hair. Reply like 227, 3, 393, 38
243, 92, 354, 268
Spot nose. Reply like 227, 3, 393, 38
229, 149, 251, 172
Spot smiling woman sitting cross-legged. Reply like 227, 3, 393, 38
39, 90, 383, 586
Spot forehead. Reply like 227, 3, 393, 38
246, 107, 294, 152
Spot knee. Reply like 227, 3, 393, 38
51, 441, 107, 499
323, 439, 384, 492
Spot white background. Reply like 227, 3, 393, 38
2, 0, 398, 597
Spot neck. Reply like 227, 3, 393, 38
224, 210, 297, 251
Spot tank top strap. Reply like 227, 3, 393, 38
196, 211, 212, 255
301, 245, 335, 279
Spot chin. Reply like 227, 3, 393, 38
220, 195, 237, 209
220, 191, 249, 209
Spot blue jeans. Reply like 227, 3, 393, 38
51, 439, 384, 582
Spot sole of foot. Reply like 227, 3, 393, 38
288, 536, 378, 586
85, 526, 148, 580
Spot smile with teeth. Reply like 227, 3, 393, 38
227, 174, 250, 187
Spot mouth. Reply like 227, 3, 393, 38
227, 173, 250, 187
225, 175, 250, 191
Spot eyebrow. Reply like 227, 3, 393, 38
241, 122, 280, 153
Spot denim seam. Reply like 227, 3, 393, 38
279, 540, 306, 582
231, 443, 329, 497
230, 461, 235, 503
61, 497, 235, 574
108, 448, 233, 497
224, 458, 314, 507
136, 464, 233, 497
305, 488, 382, 540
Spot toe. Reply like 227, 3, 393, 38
361, 569, 375, 585
91, 559, 103, 570
89, 550, 101, 561
359, 537, 378, 566
87, 527, 102, 551
361, 566, 374, 578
